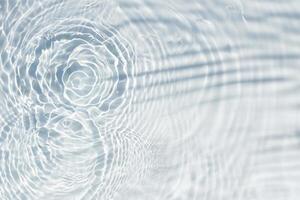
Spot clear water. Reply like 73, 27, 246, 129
0, 0, 300, 199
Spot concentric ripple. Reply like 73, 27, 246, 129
1, 0, 139, 199
13, 17, 134, 112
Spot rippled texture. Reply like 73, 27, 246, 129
0, 0, 300, 199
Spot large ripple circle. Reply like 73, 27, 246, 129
9, 5, 135, 113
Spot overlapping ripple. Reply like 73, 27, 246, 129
1, 0, 300, 199
0, 0, 140, 199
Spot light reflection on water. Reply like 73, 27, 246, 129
0, 0, 300, 199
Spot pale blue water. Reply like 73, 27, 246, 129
0, 0, 300, 199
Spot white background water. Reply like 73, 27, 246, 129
0, 0, 300, 199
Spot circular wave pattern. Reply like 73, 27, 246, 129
16, 19, 134, 112
2, 0, 298, 200
0, 0, 243, 199
0, 0, 141, 199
